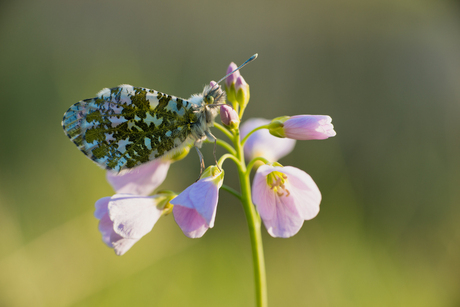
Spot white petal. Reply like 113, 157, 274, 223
108, 194, 163, 239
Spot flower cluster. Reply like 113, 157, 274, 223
94, 61, 336, 255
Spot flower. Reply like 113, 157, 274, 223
252, 164, 321, 238
225, 62, 240, 103
106, 158, 171, 196
94, 193, 173, 255
240, 118, 296, 162
171, 166, 224, 238
268, 115, 336, 140
220, 104, 239, 129
235, 75, 250, 108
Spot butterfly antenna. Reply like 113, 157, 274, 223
214, 53, 258, 87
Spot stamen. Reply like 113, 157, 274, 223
266, 171, 291, 197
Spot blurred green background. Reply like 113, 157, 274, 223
1, 0, 460, 306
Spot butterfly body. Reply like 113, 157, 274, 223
62, 83, 225, 172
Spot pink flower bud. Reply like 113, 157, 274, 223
225, 62, 240, 88
220, 104, 239, 129
268, 115, 336, 140
283, 115, 336, 140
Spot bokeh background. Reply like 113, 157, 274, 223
1, 0, 460, 306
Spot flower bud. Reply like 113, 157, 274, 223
224, 62, 240, 104
268, 115, 336, 140
220, 104, 239, 129
209, 80, 218, 88
235, 75, 250, 109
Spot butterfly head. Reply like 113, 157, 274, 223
203, 83, 226, 106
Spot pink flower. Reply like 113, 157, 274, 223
252, 164, 321, 238
269, 115, 336, 140
225, 62, 240, 88
220, 104, 239, 128
94, 193, 172, 255
240, 118, 296, 162
171, 166, 224, 238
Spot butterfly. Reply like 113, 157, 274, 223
62, 54, 257, 172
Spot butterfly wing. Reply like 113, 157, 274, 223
62, 84, 198, 171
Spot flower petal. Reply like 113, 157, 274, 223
172, 206, 209, 238
263, 196, 305, 238
94, 196, 142, 255
282, 166, 321, 220
252, 165, 277, 220
108, 194, 164, 239
106, 159, 171, 196
111, 236, 139, 256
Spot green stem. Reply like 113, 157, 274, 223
221, 184, 242, 200
216, 139, 237, 156
214, 123, 234, 141
233, 129, 268, 307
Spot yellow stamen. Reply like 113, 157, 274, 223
266, 171, 290, 197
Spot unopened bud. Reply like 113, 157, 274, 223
220, 104, 240, 129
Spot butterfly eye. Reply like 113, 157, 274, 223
206, 95, 214, 105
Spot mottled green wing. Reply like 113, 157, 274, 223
62, 84, 198, 171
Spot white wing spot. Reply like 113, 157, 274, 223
105, 133, 115, 142
97, 88, 111, 98
117, 138, 133, 153
166, 100, 178, 113
144, 112, 156, 125
147, 95, 159, 109
144, 138, 152, 150
151, 114, 163, 126
109, 116, 127, 127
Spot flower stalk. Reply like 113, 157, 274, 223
233, 128, 268, 307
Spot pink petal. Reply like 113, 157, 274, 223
106, 159, 171, 196
252, 165, 277, 220
263, 196, 305, 238
94, 196, 111, 219
170, 177, 220, 227
172, 206, 209, 238
171, 170, 222, 237
98, 213, 115, 247
281, 166, 321, 220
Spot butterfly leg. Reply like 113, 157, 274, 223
195, 147, 205, 181
213, 139, 221, 171
205, 130, 221, 171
